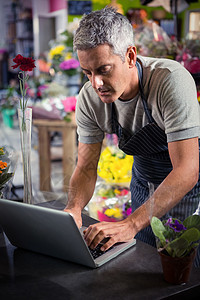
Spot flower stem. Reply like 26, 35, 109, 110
19, 71, 27, 131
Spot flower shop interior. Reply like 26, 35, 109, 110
1, 0, 200, 298
0, 0, 200, 210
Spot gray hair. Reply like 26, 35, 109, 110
73, 6, 135, 62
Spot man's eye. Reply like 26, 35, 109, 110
101, 71, 108, 75
100, 68, 111, 75
83, 71, 91, 76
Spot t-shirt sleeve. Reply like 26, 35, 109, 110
159, 66, 200, 142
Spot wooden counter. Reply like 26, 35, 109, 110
33, 118, 77, 192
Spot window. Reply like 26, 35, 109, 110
188, 10, 200, 39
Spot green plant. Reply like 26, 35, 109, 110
151, 215, 200, 257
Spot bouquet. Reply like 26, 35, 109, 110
48, 28, 80, 77
87, 182, 132, 222
97, 146, 133, 185
0, 147, 14, 197
151, 215, 200, 258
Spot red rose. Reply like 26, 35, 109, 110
12, 54, 36, 71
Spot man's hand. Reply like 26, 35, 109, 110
83, 217, 135, 251
64, 208, 82, 228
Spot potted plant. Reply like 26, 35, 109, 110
151, 215, 200, 284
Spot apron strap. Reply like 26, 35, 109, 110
136, 61, 153, 123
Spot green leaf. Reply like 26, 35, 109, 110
25, 98, 29, 108
183, 215, 200, 231
167, 237, 189, 257
151, 216, 167, 244
167, 228, 200, 257
24, 87, 29, 97
180, 227, 200, 243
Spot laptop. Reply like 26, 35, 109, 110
0, 199, 136, 268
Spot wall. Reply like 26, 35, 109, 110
32, 0, 67, 61
49, 0, 66, 12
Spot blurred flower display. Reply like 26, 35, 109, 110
87, 137, 133, 222
176, 36, 200, 74
49, 45, 65, 60
59, 57, 80, 76
86, 143, 133, 222
97, 146, 133, 185
135, 20, 176, 59
0, 87, 18, 111
0, 147, 14, 198
87, 182, 132, 222
48, 19, 80, 79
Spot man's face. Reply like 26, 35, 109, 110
77, 44, 137, 103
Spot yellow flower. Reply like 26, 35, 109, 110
49, 45, 65, 59
64, 52, 73, 60
97, 146, 133, 184
0, 147, 4, 155
114, 189, 120, 195
104, 208, 123, 219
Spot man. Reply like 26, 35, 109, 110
64, 7, 200, 261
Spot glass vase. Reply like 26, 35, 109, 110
18, 107, 32, 204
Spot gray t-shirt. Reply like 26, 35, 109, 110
76, 55, 200, 144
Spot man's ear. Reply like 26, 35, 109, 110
126, 46, 137, 68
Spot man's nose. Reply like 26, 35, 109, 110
91, 75, 103, 89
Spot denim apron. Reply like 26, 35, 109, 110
112, 61, 200, 266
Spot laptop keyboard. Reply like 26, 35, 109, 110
89, 241, 113, 259
89, 243, 106, 259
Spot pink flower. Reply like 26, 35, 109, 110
125, 207, 132, 216
119, 189, 129, 196
59, 58, 80, 70
62, 96, 77, 112
184, 58, 200, 74
182, 52, 191, 61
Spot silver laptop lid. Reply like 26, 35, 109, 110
0, 199, 97, 267
0, 199, 136, 268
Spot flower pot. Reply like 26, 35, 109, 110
159, 249, 196, 285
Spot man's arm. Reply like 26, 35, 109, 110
84, 137, 199, 251
64, 141, 102, 227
